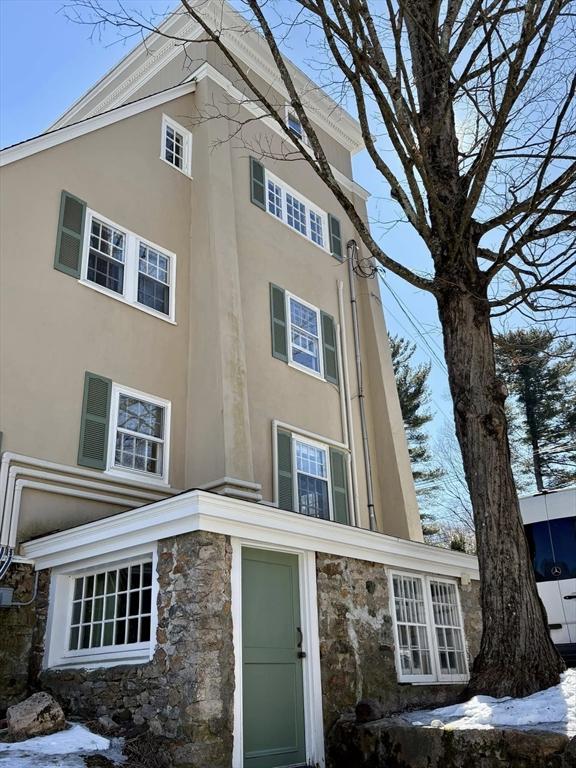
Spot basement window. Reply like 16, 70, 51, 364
46, 554, 157, 669
390, 572, 469, 683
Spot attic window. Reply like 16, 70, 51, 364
286, 106, 307, 144
161, 115, 192, 176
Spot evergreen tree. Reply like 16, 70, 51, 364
495, 329, 576, 491
389, 335, 444, 536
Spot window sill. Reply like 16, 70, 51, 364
287, 359, 326, 382
407, 678, 470, 686
78, 279, 177, 325
159, 155, 193, 179
105, 468, 170, 489
50, 645, 152, 670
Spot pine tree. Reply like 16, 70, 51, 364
389, 335, 444, 536
495, 329, 576, 491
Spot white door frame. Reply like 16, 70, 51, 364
231, 538, 325, 768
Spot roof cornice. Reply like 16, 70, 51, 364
21, 489, 479, 580
50, 0, 364, 155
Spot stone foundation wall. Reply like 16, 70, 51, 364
0, 562, 50, 712
316, 553, 481, 733
40, 531, 234, 768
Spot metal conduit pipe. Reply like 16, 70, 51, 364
347, 239, 377, 531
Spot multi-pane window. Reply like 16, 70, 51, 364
161, 115, 192, 176
287, 109, 304, 140
430, 581, 468, 676
113, 393, 166, 478
138, 244, 170, 315
288, 295, 322, 375
164, 124, 184, 170
87, 218, 125, 294
81, 210, 175, 321
391, 572, 468, 683
263, 169, 328, 250
268, 180, 283, 219
68, 561, 153, 652
295, 439, 330, 519
309, 210, 324, 247
286, 193, 307, 235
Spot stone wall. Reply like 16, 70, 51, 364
316, 553, 481, 734
0, 562, 50, 712
40, 531, 235, 768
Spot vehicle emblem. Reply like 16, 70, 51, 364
551, 566, 562, 577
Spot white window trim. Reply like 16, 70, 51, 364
161, 114, 193, 177
264, 169, 329, 253
285, 290, 325, 381
292, 434, 334, 522
79, 208, 177, 323
389, 570, 469, 685
285, 105, 309, 146
44, 548, 158, 670
106, 383, 171, 487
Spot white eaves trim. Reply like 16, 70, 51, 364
21, 489, 479, 581
0, 63, 369, 201
0, 81, 196, 168
49, 0, 364, 156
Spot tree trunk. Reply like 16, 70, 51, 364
436, 277, 564, 698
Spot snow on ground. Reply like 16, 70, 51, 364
0, 724, 124, 767
406, 669, 576, 735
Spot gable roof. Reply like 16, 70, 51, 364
49, 0, 364, 155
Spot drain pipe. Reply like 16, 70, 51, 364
347, 240, 377, 532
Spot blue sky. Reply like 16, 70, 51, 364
0, 0, 455, 441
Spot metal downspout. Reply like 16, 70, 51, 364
347, 240, 377, 531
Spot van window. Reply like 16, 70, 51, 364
525, 517, 576, 581
549, 517, 576, 579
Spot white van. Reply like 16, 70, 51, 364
521, 488, 576, 664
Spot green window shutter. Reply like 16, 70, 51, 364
250, 157, 266, 210
78, 372, 112, 470
277, 430, 294, 511
330, 448, 349, 525
54, 191, 86, 277
321, 311, 339, 385
328, 214, 343, 261
270, 283, 288, 362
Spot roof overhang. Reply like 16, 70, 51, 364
49, 0, 365, 155
21, 488, 479, 580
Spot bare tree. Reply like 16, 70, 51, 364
69, 0, 576, 696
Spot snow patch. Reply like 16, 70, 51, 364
406, 669, 576, 735
0, 724, 122, 767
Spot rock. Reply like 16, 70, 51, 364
7, 692, 66, 738
97, 715, 120, 733
355, 698, 387, 723
430, 719, 444, 728
562, 735, 576, 768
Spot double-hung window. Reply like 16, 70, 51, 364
270, 284, 339, 384
54, 192, 176, 322
87, 217, 126, 294
390, 572, 468, 683
78, 372, 171, 484
275, 427, 350, 525
81, 210, 176, 321
288, 293, 323, 376
294, 438, 331, 520
113, 390, 166, 478
161, 114, 192, 176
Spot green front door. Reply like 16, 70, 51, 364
242, 548, 307, 768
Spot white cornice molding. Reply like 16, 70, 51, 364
0, 65, 369, 201
49, 0, 364, 155
21, 489, 479, 580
